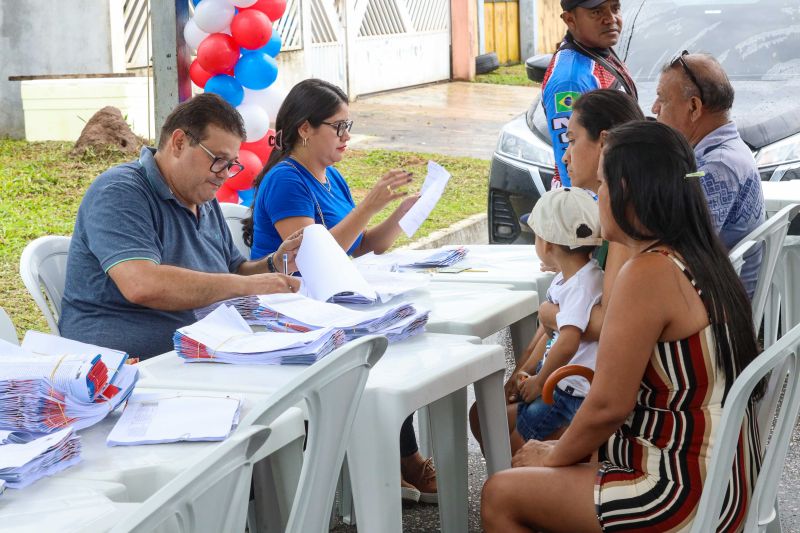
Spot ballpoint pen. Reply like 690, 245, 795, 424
282, 253, 288, 275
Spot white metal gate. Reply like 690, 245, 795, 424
346, 0, 451, 96
300, 0, 451, 97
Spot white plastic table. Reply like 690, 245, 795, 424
358, 247, 550, 358
0, 478, 136, 533
368, 281, 538, 340
136, 333, 511, 533
762, 180, 800, 215
16, 388, 305, 533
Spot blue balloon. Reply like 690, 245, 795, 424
237, 187, 255, 207
234, 53, 279, 90
205, 75, 244, 107
243, 32, 282, 58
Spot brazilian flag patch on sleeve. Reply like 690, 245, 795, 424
555, 91, 581, 113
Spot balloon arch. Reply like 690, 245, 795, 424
184, 0, 287, 205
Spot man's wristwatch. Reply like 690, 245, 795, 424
266, 253, 277, 273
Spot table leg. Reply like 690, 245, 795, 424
252, 435, 304, 533
429, 388, 469, 533
347, 398, 405, 533
509, 313, 537, 363
474, 369, 512, 476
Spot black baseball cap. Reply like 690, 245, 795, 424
561, 0, 611, 10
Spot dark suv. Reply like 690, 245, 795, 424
488, 0, 800, 244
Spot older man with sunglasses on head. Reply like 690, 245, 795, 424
59, 93, 302, 360
653, 52, 765, 297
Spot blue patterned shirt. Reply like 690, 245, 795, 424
695, 121, 765, 297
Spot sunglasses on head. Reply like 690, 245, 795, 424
670, 50, 705, 103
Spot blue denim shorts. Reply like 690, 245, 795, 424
516, 387, 584, 441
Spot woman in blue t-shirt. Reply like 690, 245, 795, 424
243, 79, 419, 261
242, 79, 436, 503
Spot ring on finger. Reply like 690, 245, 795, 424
386, 185, 392, 194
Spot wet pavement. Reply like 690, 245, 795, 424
348, 81, 537, 160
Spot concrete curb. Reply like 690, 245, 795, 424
404, 213, 488, 250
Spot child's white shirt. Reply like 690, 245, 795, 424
545, 258, 604, 396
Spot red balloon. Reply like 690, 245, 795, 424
197, 33, 241, 74
241, 130, 274, 164
231, 10, 273, 50
244, 0, 287, 22
216, 184, 240, 203
189, 59, 214, 88
226, 149, 263, 191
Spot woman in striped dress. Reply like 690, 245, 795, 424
481, 121, 764, 532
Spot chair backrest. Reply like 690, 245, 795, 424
238, 335, 388, 533
0, 307, 18, 345
690, 323, 800, 533
109, 425, 271, 533
728, 239, 758, 277
220, 202, 251, 258
19, 236, 71, 334
730, 204, 800, 339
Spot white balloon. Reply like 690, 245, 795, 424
193, 0, 236, 34
183, 19, 209, 51
232, 0, 258, 6
242, 86, 286, 125
237, 104, 271, 142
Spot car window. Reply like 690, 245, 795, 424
619, 0, 800, 81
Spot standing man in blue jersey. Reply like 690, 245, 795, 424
542, 0, 637, 188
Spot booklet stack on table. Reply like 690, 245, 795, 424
0, 427, 81, 489
254, 293, 429, 343
175, 305, 345, 365
0, 334, 138, 433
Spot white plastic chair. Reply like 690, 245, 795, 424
691, 323, 800, 533
0, 307, 18, 345
19, 235, 71, 334
109, 424, 271, 533
729, 204, 800, 348
220, 202, 251, 257
241, 335, 388, 533
729, 239, 758, 276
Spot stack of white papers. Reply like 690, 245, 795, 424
0, 427, 81, 489
0, 337, 138, 433
0, 430, 43, 444
174, 305, 346, 365
398, 161, 452, 237
254, 293, 429, 342
296, 224, 379, 304
403, 246, 468, 268
194, 295, 261, 322
107, 392, 241, 446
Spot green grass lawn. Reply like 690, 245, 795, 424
475, 63, 538, 87
0, 139, 488, 336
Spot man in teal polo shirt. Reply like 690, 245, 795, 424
60, 94, 300, 359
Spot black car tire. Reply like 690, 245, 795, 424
476, 52, 500, 75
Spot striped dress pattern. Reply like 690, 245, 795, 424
594, 252, 762, 532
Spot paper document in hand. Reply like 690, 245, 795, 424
107, 392, 241, 446
296, 224, 377, 303
398, 161, 451, 237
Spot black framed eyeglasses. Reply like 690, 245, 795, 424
321, 120, 353, 137
185, 131, 245, 178
670, 50, 705, 103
